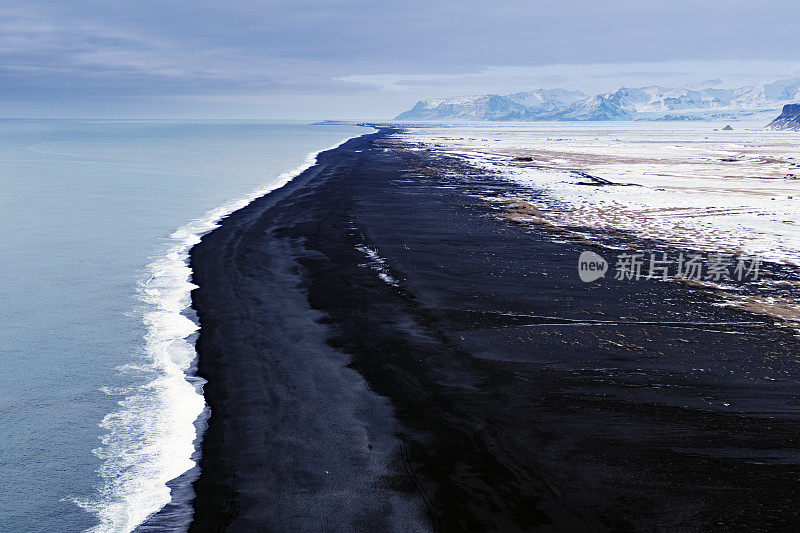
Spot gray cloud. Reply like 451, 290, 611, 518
1, 1, 799, 117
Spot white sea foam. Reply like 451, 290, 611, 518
74, 136, 360, 532
355, 244, 401, 286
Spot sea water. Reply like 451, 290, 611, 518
0, 120, 367, 532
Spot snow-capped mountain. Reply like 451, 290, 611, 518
395, 95, 527, 121
394, 89, 586, 121
506, 89, 587, 118
395, 78, 800, 121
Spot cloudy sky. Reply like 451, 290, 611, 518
2, 0, 800, 119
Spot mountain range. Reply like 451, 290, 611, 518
395, 78, 800, 121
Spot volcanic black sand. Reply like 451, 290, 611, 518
188, 129, 800, 531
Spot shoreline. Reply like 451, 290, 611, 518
188, 130, 429, 531
133, 132, 371, 532
187, 129, 800, 530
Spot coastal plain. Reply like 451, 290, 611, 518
188, 128, 800, 531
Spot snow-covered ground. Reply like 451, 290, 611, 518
396, 121, 800, 331
398, 121, 800, 265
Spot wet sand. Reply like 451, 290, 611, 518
189, 129, 800, 531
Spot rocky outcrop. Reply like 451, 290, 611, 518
767, 104, 800, 131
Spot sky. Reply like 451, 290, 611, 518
2, 0, 800, 119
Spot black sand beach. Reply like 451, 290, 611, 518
188, 129, 800, 531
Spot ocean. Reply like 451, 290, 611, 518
0, 119, 367, 532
